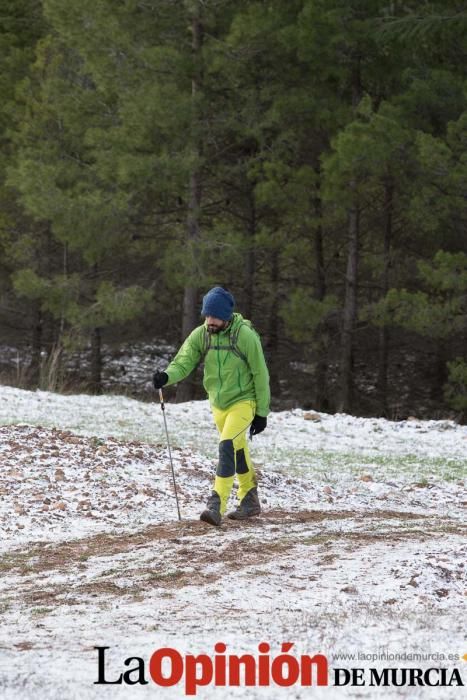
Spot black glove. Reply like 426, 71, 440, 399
250, 414, 267, 437
152, 371, 168, 390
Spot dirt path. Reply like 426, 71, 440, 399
2, 507, 465, 615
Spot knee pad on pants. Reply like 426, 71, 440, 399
217, 439, 235, 477
235, 448, 249, 474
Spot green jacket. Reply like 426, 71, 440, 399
165, 313, 270, 416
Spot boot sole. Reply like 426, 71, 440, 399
227, 509, 261, 520
200, 510, 221, 526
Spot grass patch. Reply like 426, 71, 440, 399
0, 551, 34, 573
146, 569, 186, 582
247, 568, 269, 577
301, 534, 334, 546
30, 607, 53, 617
267, 448, 467, 482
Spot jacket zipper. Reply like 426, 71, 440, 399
216, 338, 222, 405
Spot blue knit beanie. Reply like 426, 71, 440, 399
201, 287, 235, 321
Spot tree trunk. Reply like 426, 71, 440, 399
90, 327, 102, 394
29, 304, 42, 387
244, 188, 256, 320
338, 60, 361, 414
266, 251, 280, 398
177, 4, 203, 403
377, 180, 394, 415
313, 186, 329, 411
181, 170, 201, 342
338, 201, 359, 413
314, 199, 326, 302
431, 338, 448, 404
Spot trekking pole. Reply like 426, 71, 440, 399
158, 388, 181, 521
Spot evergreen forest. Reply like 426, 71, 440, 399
0, 0, 466, 420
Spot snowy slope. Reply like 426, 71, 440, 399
0, 386, 466, 699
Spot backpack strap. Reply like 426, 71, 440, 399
228, 323, 248, 362
200, 327, 212, 364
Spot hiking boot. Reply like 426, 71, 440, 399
200, 491, 222, 527
227, 487, 261, 520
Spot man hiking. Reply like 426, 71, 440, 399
152, 286, 270, 527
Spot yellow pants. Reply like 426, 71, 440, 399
211, 400, 257, 514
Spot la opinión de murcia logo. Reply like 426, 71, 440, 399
95, 643, 328, 693
94, 644, 464, 694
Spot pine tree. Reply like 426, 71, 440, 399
8, 34, 152, 390
0, 0, 47, 382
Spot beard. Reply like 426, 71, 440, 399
206, 319, 229, 334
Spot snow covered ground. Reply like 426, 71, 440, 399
0, 341, 175, 396
0, 385, 466, 699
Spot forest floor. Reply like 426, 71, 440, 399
0, 336, 461, 421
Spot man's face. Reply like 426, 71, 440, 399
205, 316, 228, 334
